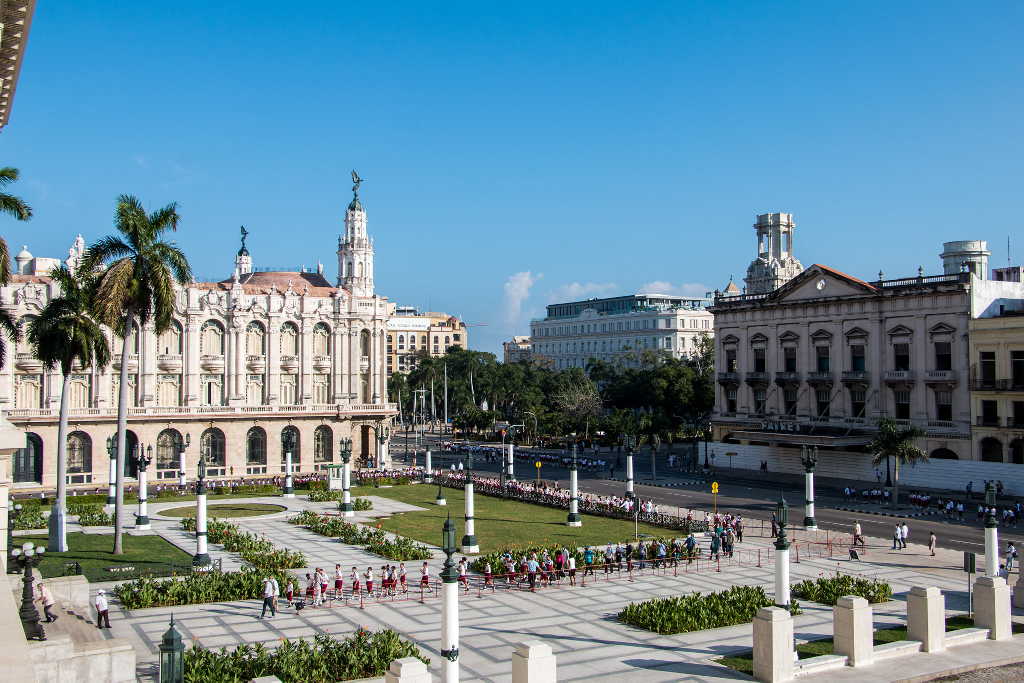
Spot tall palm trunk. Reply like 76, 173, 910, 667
892, 458, 900, 510
113, 311, 133, 555
48, 370, 72, 552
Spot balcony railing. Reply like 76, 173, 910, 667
884, 370, 914, 383
841, 370, 870, 383
4, 402, 398, 420
717, 371, 739, 384
976, 416, 1002, 427
924, 370, 957, 383
775, 371, 801, 384
744, 371, 769, 384
806, 371, 834, 383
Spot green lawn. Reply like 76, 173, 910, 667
159, 503, 286, 518
348, 484, 672, 552
716, 616, 1024, 675
18, 532, 194, 582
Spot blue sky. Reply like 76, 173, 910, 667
3, 2, 1021, 354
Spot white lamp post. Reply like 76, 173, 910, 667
984, 482, 999, 576
105, 435, 117, 511
801, 446, 818, 530
340, 438, 354, 517
177, 433, 190, 487
774, 494, 791, 607
461, 455, 479, 553
567, 443, 582, 527
506, 442, 515, 481
282, 430, 295, 498
193, 455, 210, 567
625, 435, 636, 500
135, 444, 153, 530
440, 515, 460, 683
424, 449, 433, 483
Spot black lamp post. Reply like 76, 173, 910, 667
985, 482, 997, 528
177, 433, 191, 487
159, 614, 184, 683
7, 498, 23, 573
800, 445, 818, 529
10, 541, 46, 640
105, 435, 117, 506
775, 494, 790, 550
774, 494, 791, 607
135, 444, 153, 529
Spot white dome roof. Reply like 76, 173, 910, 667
16, 245, 31, 259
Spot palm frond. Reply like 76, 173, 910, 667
0, 167, 20, 185
0, 236, 10, 286
81, 235, 132, 274
0, 192, 32, 221
93, 259, 136, 331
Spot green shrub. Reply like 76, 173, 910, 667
791, 573, 893, 605
67, 501, 101, 516
114, 567, 296, 609
78, 509, 114, 526
618, 586, 801, 634
288, 511, 430, 561
303, 479, 328, 491
353, 497, 373, 511
307, 489, 343, 502
184, 629, 428, 683
179, 517, 305, 570
12, 501, 46, 530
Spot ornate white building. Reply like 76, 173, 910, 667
744, 213, 804, 295
2, 187, 397, 490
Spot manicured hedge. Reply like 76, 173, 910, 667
791, 573, 893, 605
618, 585, 800, 634
114, 567, 296, 609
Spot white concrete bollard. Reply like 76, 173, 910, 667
833, 595, 873, 666
512, 640, 557, 683
907, 586, 945, 652
384, 657, 431, 683
974, 576, 1012, 640
752, 606, 793, 683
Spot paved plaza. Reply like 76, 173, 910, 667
73, 489, 1024, 682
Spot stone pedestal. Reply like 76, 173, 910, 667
512, 640, 557, 683
1013, 579, 1024, 609
974, 576, 1011, 640
752, 606, 793, 683
833, 595, 873, 666
384, 657, 431, 683
907, 586, 945, 652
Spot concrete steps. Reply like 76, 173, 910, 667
43, 600, 105, 643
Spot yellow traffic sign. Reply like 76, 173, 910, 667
711, 481, 719, 494
535, 461, 542, 469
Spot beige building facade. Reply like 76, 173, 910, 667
969, 303, 1024, 464
385, 308, 467, 375
503, 336, 532, 364
3, 189, 397, 491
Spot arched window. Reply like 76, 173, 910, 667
313, 323, 330, 356
981, 437, 1003, 463
1011, 439, 1024, 465
246, 321, 266, 355
200, 428, 226, 468
13, 432, 43, 483
245, 430, 266, 466
67, 431, 92, 475
201, 321, 225, 354
281, 426, 300, 466
124, 430, 139, 477
398, 334, 405, 350
156, 429, 183, 471
360, 329, 370, 357
159, 321, 183, 355
409, 334, 417, 350
314, 425, 333, 464
280, 322, 299, 356
68, 375, 91, 409
930, 448, 958, 460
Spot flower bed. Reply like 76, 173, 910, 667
12, 501, 47, 530
184, 629, 428, 683
618, 586, 800, 635
180, 517, 305, 570
115, 567, 296, 609
78, 508, 114, 526
791, 572, 893, 605
288, 511, 431, 561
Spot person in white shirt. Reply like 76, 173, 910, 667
35, 582, 57, 623
260, 577, 277, 618
900, 522, 909, 549
94, 589, 111, 628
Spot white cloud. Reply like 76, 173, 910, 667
546, 281, 618, 303
503, 271, 541, 325
638, 280, 710, 297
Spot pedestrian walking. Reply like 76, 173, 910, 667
928, 531, 937, 557
1006, 542, 1017, 572
35, 582, 57, 623
853, 521, 866, 547
94, 590, 111, 629
900, 522, 909, 549
892, 524, 901, 550
567, 554, 577, 586
259, 576, 277, 618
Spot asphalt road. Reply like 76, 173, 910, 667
390, 434, 1024, 557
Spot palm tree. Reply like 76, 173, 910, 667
0, 166, 33, 367
83, 195, 191, 554
27, 266, 110, 551
868, 418, 928, 509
